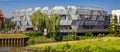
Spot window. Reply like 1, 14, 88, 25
19, 21, 22, 25
27, 22, 30, 26
67, 15, 71, 20
61, 15, 66, 20
19, 16, 23, 20
91, 15, 97, 20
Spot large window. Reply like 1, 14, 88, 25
61, 15, 66, 20
77, 9, 90, 14
67, 15, 71, 20
60, 25, 72, 30
90, 15, 97, 20
19, 16, 24, 20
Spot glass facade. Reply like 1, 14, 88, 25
11, 6, 110, 32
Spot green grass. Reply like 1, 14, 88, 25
28, 36, 55, 44
27, 37, 120, 52
0, 34, 29, 38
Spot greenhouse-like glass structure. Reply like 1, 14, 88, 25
11, 6, 110, 33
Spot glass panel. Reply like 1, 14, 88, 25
61, 15, 66, 20
91, 15, 97, 20
98, 16, 105, 20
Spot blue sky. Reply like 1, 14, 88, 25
0, 0, 120, 17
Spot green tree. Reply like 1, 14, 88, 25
50, 14, 61, 35
31, 10, 61, 38
109, 15, 120, 36
9, 21, 16, 29
31, 10, 48, 32
4, 21, 15, 32
71, 29, 77, 40
50, 14, 61, 41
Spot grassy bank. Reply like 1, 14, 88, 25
0, 34, 29, 38
28, 36, 55, 44
24, 32, 55, 44
27, 37, 120, 52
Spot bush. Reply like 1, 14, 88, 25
63, 35, 74, 41
44, 46, 52, 51
106, 33, 120, 37
79, 36, 94, 40
97, 33, 105, 37
62, 29, 78, 41
62, 34, 79, 41
53, 34, 63, 41
85, 32, 94, 37
24, 32, 43, 37
61, 43, 71, 51
27, 36, 55, 44
77, 32, 95, 40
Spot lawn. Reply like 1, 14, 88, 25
27, 37, 120, 52
0, 34, 29, 38
27, 36, 55, 44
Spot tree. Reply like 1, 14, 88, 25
109, 15, 120, 36
71, 29, 77, 40
31, 10, 61, 37
31, 10, 48, 32
50, 14, 61, 35
3, 21, 15, 32
49, 14, 61, 41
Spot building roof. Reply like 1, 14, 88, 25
14, 6, 106, 13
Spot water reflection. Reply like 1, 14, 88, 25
0, 47, 42, 52
0, 47, 38, 52
0, 47, 10, 52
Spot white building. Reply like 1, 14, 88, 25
112, 9, 120, 24
11, 6, 109, 33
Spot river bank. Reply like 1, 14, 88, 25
0, 34, 29, 47
26, 37, 120, 52
0, 47, 24, 52
0, 34, 29, 38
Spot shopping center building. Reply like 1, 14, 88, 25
11, 6, 110, 33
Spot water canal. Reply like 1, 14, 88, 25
0, 46, 39, 52
0, 38, 35, 52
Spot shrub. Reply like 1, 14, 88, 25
24, 32, 42, 37
44, 46, 52, 51
27, 36, 55, 44
77, 32, 95, 40
107, 33, 120, 37
65, 43, 71, 49
97, 33, 105, 37
53, 34, 63, 41
85, 32, 94, 37
61, 43, 71, 51
63, 35, 74, 41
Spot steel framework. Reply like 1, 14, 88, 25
11, 6, 110, 33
